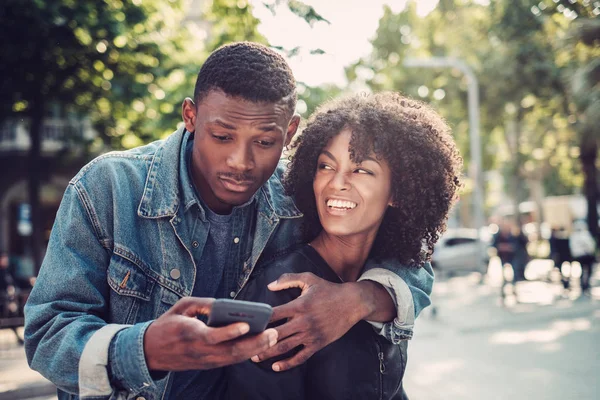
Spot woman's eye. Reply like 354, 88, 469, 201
355, 168, 373, 175
318, 163, 333, 170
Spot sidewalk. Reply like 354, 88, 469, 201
417, 258, 600, 336
404, 259, 600, 400
0, 328, 56, 400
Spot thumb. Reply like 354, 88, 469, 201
169, 296, 214, 317
268, 272, 313, 293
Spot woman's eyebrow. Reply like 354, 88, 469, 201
362, 156, 382, 166
320, 150, 337, 162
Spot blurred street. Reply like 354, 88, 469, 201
0, 327, 55, 400
404, 258, 600, 400
0, 258, 598, 399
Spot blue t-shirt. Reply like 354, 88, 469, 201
170, 135, 256, 400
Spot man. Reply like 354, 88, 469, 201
25, 42, 433, 400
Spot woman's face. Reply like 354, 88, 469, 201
313, 129, 393, 240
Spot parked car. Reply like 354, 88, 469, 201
431, 228, 490, 276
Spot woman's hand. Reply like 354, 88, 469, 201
251, 273, 393, 372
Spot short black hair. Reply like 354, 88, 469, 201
194, 42, 297, 113
285, 92, 463, 267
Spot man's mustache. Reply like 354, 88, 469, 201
217, 172, 256, 183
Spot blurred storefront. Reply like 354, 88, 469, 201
0, 116, 96, 279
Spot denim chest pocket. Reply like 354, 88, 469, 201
107, 250, 158, 324
107, 253, 155, 300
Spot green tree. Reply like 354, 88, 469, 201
0, 0, 189, 269
348, 0, 589, 229
546, 0, 600, 238
345, 1, 496, 224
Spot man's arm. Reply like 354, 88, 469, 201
358, 259, 434, 342
252, 261, 433, 371
25, 184, 278, 398
25, 183, 119, 396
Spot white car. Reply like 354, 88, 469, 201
431, 228, 490, 275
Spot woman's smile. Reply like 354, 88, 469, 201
325, 198, 358, 215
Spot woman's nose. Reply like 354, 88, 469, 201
329, 171, 350, 191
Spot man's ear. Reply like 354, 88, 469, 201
284, 114, 301, 147
182, 98, 197, 132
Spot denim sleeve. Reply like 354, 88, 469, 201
358, 260, 434, 343
107, 321, 164, 393
23, 183, 158, 397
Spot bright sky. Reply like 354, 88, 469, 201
249, 0, 440, 86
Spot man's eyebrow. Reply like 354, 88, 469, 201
258, 124, 279, 133
210, 119, 236, 130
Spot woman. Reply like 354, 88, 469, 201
221, 92, 462, 399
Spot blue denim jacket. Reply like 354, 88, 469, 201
24, 127, 433, 400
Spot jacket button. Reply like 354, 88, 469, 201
233, 237, 240, 244
170, 269, 181, 279
229, 291, 236, 298
192, 241, 199, 248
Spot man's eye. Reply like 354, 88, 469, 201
212, 134, 231, 142
256, 140, 275, 147
355, 168, 373, 175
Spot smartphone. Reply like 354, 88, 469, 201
207, 299, 273, 335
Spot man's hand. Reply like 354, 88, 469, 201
144, 297, 278, 372
251, 273, 393, 372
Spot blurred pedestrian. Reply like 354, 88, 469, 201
550, 227, 573, 289
569, 220, 596, 292
0, 251, 15, 316
511, 226, 529, 282
0, 251, 23, 344
492, 220, 516, 267
492, 219, 529, 283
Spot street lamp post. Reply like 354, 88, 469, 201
403, 57, 485, 240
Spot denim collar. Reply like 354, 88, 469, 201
137, 126, 302, 219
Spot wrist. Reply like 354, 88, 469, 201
143, 321, 161, 372
346, 281, 378, 322
354, 280, 396, 322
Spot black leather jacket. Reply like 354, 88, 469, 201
220, 245, 409, 400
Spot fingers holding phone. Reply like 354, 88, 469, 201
207, 299, 273, 333
143, 297, 278, 372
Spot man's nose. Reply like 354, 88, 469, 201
227, 145, 255, 171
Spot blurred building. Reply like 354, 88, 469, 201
0, 115, 96, 263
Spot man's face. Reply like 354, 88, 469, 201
183, 90, 299, 214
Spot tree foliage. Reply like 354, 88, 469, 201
346, 0, 597, 226
0, 0, 192, 147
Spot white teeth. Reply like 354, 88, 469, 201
327, 199, 357, 209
